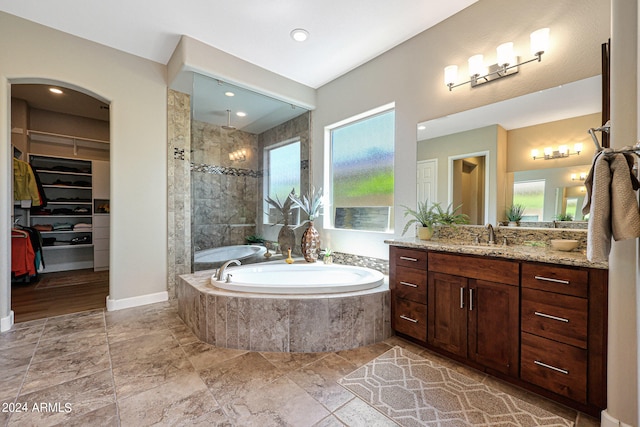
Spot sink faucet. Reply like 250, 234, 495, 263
216, 259, 241, 281
485, 224, 496, 245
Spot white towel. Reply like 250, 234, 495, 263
582, 151, 640, 262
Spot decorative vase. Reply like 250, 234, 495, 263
508, 221, 519, 227
301, 221, 321, 262
277, 222, 296, 256
285, 248, 295, 264
417, 226, 433, 240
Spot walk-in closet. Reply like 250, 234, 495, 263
10, 84, 110, 322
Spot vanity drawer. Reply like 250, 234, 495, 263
393, 248, 428, 270
393, 297, 427, 342
521, 263, 588, 297
521, 288, 587, 349
428, 252, 519, 286
394, 267, 427, 303
521, 332, 587, 404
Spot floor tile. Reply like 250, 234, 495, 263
33, 331, 108, 363
50, 403, 119, 427
21, 345, 111, 395
336, 342, 393, 366
225, 376, 330, 427
10, 369, 115, 426
199, 352, 284, 405
260, 351, 328, 372
118, 371, 228, 426
313, 414, 347, 427
286, 353, 357, 411
41, 312, 105, 340
0, 325, 43, 349
182, 341, 248, 371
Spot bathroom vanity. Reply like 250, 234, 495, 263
387, 240, 607, 417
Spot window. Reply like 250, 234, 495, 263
327, 106, 395, 231
264, 139, 300, 224
513, 180, 545, 221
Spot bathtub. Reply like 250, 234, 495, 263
211, 262, 384, 294
194, 245, 266, 268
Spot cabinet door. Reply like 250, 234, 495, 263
428, 272, 467, 357
467, 279, 519, 376
92, 160, 110, 200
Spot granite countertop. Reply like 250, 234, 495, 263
385, 237, 608, 270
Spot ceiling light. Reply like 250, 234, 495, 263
225, 91, 235, 97
49, 87, 63, 94
236, 111, 246, 117
290, 28, 309, 42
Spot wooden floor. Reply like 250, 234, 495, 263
11, 269, 109, 323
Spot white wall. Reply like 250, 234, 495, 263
0, 11, 168, 323
313, 0, 609, 259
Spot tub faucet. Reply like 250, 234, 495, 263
216, 259, 241, 281
485, 224, 496, 245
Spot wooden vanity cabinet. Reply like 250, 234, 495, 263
389, 246, 428, 343
520, 262, 607, 410
427, 252, 520, 377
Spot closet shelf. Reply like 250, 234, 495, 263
28, 130, 109, 153
43, 244, 94, 250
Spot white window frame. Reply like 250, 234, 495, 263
323, 102, 395, 231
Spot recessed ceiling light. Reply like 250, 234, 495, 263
236, 111, 247, 117
49, 88, 63, 94
290, 28, 309, 42
418, 125, 426, 130
225, 91, 235, 97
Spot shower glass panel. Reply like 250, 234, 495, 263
190, 73, 310, 271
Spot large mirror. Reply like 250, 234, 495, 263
416, 76, 601, 228
190, 73, 310, 271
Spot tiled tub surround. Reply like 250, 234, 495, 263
177, 269, 392, 353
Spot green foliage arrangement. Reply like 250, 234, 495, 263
433, 202, 470, 226
401, 200, 439, 235
506, 204, 526, 222
555, 213, 574, 221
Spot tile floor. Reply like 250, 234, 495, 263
0, 301, 599, 426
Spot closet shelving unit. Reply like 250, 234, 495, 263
29, 154, 95, 271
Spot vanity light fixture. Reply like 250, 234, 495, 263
229, 149, 247, 162
571, 172, 587, 181
444, 28, 550, 91
531, 142, 583, 160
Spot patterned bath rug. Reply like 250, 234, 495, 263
35, 269, 109, 290
338, 346, 573, 426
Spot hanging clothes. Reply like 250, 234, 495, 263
11, 229, 36, 277
13, 158, 41, 208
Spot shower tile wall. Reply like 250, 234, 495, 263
191, 121, 259, 252
167, 89, 192, 298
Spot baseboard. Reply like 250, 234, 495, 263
1, 311, 14, 332
106, 291, 168, 311
601, 409, 633, 427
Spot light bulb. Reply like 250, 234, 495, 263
496, 42, 515, 67
558, 145, 568, 155
570, 173, 577, 181
530, 28, 550, 56
468, 54, 484, 77
531, 149, 539, 159
444, 65, 458, 86
544, 147, 553, 157
574, 142, 583, 154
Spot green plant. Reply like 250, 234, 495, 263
433, 202, 469, 226
401, 200, 439, 235
555, 213, 574, 221
245, 235, 265, 244
506, 204, 526, 222
290, 187, 323, 222
265, 188, 296, 225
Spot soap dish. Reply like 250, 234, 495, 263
550, 239, 579, 251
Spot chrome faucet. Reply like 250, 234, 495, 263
485, 224, 496, 245
216, 259, 241, 281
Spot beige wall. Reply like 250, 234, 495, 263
0, 11, 168, 318
507, 113, 601, 172
313, 0, 610, 259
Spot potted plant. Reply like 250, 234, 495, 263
401, 200, 439, 240
505, 204, 525, 226
289, 187, 323, 262
433, 202, 470, 226
555, 213, 573, 221
265, 188, 297, 254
